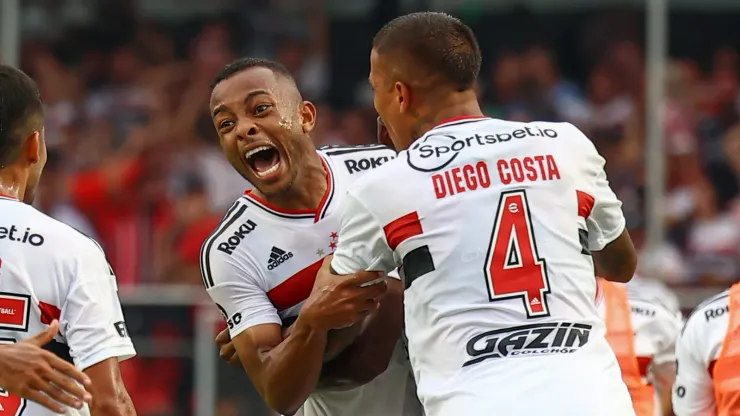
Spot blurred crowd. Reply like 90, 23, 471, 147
7, 0, 740, 414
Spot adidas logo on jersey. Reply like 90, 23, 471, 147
267, 246, 293, 270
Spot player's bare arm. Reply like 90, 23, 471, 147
0, 321, 92, 413
319, 275, 404, 389
653, 361, 677, 416
592, 229, 637, 283
83, 358, 136, 416
228, 257, 386, 415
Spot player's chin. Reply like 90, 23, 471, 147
247, 164, 294, 196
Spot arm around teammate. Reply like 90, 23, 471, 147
0, 321, 92, 413
204, 242, 386, 415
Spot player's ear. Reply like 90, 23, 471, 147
300, 100, 317, 134
23, 130, 41, 165
395, 81, 411, 114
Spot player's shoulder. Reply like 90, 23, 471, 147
681, 289, 730, 338
429, 117, 586, 139
4, 202, 104, 258
318, 144, 397, 176
199, 199, 261, 287
628, 295, 681, 326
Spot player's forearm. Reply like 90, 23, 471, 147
593, 230, 636, 283
320, 284, 403, 387
90, 395, 136, 416
258, 317, 328, 414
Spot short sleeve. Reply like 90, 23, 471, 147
201, 244, 281, 338
672, 317, 715, 416
331, 191, 398, 275
61, 242, 136, 371
571, 124, 626, 251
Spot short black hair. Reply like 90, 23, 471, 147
211, 57, 295, 89
0, 65, 43, 167
373, 12, 481, 91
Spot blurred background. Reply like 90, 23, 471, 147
2, 0, 740, 414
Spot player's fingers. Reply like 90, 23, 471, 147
37, 376, 85, 410
219, 343, 236, 362
352, 270, 383, 285
359, 278, 388, 297
25, 388, 67, 414
215, 328, 231, 345
43, 352, 92, 389
26, 320, 60, 346
44, 365, 92, 405
319, 254, 334, 273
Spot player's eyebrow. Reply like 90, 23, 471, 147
212, 90, 271, 117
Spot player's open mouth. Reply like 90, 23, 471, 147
244, 145, 282, 179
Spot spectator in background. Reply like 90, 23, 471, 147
154, 174, 221, 285
485, 51, 521, 118
522, 45, 588, 124
686, 182, 740, 283
34, 150, 98, 241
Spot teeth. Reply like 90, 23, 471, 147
255, 162, 281, 177
244, 146, 272, 159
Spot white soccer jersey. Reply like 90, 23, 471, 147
627, 274, 681, 316
200, 145, 422, 416
0, 194, 135, 416
672, 290, 729, 416
331, 116, 635, 415
595, 288, 684, 415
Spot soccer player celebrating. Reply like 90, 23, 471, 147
325, 12, 639, 415
0, 65, 136, 415
597, 278, 683, 416
200, 58, 421, 416
672, 283, 740, 415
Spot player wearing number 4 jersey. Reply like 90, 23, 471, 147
324, 12, 639, 416
0, 65, 136, 416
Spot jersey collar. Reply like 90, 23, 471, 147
0, 192, 19, 201
243, 152, 335, 223
430, 115, 489, 131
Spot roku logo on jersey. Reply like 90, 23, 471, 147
705, 305, 728, 321
432, 161, 491, 199
0, 225, 44, 246
344, 155, 394, 174
462, 322, 591, 368
217, 220, 258, 255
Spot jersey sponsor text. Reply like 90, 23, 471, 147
0, 225, 44, 246
344, 155, 394, 174
217, 219, 257, 255
464, 322, 592, 367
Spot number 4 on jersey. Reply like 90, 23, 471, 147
484, 190, 551, 318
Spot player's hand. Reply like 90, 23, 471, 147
0, 320, 92, 413
377, 117, 395, 150
300, 255, 387, 332
215, 328, 241, 366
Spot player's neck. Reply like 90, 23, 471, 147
257, 153, 327, 212
0, 167, 27, 201
407, 93, 483, 148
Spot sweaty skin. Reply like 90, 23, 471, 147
209, 65, 403, 414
